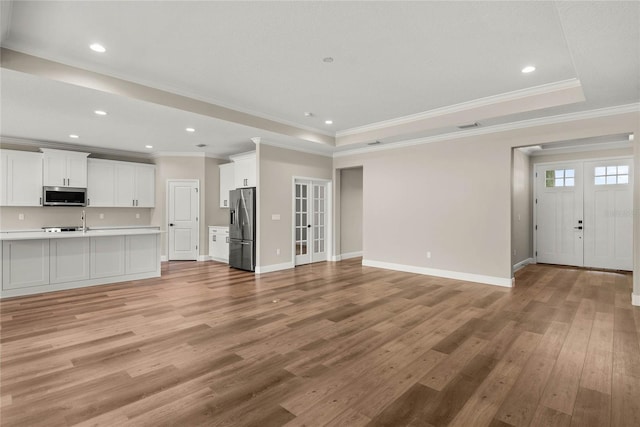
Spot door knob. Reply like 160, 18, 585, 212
574, 226, 583, 230
307, 224, 311, 228
169, 223, 174, 227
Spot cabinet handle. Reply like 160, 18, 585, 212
132, 199, 135, 206
39, 197, 42, 205
224, 199, 227, 207
213, 235, 217, 242
226, 236, 229, 243
87, 198, 90, 206
136, 199, 138, 207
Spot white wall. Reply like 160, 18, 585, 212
512, 148, 532, 268
334, 111, 639, 286
258, 144, 332, 268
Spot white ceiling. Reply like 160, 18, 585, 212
1, 1, 638, 157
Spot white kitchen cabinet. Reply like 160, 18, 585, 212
230, 151, 256, 188
0, 150, 43, 206
219, 163, 234, 208
41, 148, 90, 188
208, 226, 229, 262
90, 236, 125, 278
134, 164, 155, 207
50, 238, 90, 284
87, 159, 155, 207
87, 159, 116, 207
2, 240, 49, 290
125, 234, 158, 274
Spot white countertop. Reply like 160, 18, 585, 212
0, 228, 162, 241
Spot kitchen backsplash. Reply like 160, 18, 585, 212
0, 207, 152, 230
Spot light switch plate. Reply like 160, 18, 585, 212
271, 214, 281, 220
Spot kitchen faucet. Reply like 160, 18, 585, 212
81, 210, 87, 233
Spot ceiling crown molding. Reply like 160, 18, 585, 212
0, 135, 152, 159
335, 78, 585, 146
333, 103, 639, 158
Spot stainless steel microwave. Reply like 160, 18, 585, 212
43, 186, 87, 206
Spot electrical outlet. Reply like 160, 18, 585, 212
427, 251, 431, 259
99, 213, 104, 219
136, 213, 140, 219
513, 249, 517, 256
18, 213, 24, 221
276, 248, 280, 255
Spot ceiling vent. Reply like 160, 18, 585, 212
195, 144, 207, 148
457, 122, 480, 130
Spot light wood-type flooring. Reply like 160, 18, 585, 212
1, 259, 639, 426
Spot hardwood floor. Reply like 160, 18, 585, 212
1, 259, 638, 426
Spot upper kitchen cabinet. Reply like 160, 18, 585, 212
230, 151, 256, 189
0, 150, 43, 206
87, 159, 155, 207
41, 149, 90, 188
219, 163, 234, 208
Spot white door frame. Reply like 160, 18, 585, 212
291, 176, 332, 266
533, 156, 632, 267
166, 179, 200, 261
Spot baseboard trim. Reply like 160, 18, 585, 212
513, 257, 535, 273
160, 255, 168, 262
632, 293, 640, 307
340, 251, 363, 260
197, 255, 211, 262
331, 255, 341, 262
256, 262, 295, 274
362, 259, 513, 288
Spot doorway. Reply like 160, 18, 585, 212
167, 179, 200, 261
534, 158, 633, 270
294, 179, 329, 265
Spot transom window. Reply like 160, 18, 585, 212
545, 169, 575, 187
594, 165, 629, 185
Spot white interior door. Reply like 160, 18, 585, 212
584, 159, 633, 270
168, 180, 199, 261
535, 163, 584, 267
294, 180, 328, 266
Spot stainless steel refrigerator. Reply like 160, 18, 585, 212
229, 187, 256, 271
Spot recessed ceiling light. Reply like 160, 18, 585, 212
325, 120, 333, 125
94, 110, 107, 116
322, 57, 334, 63
69, 134, 79, 139
521, 65, 536, 73
185, 127, 195, 132
89, 43, 106, 53
630, 134, 635, 141
145, 145, 153, 149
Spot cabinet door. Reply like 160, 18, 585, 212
90, 236, 125, 278
67, 154, 88, 187
208, 230, 216, 257
115, 163, 136, 207
219, 163, 234, 207
212, 232, 229, 261
2, 240, 50, 290
1, 151, 43, 206
233, 155, 256, 188
50, 238, 90, 284
134, 165, 155, 207
43, 154, 67, 187
125, 234, 158, 274
87, 160, 116, 207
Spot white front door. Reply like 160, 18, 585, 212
535, 158, 633, 270
168, 180, 199, 261
294, 180, 328, 266
535, 163, 584, 267
583, 159, 633, 270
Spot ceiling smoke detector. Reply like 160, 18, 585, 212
457, 122, 480, 130
195, 144, 207, 148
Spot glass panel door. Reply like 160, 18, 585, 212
295, 182, 311, 265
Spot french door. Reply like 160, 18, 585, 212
294, 180, 328, 265
535, 158, 633, 270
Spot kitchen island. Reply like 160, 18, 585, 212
0, 228, 161, 298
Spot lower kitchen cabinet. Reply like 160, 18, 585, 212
1, 240, 50, 290
125, 234, 157, 274
50, 238, 90, 284
208, 226, 229, 262
90, 236, 125, 279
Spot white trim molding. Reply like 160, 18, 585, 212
161, 255, 168, 262
513, 257, 535, 273
632, 293, 640, 307
340, 251, 363, 260
255, 262, 295, 274
362, 259, 513, 288
197, 255, 211, 262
